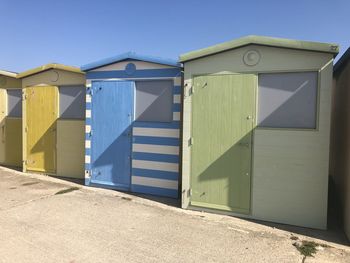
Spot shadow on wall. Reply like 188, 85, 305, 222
59, 87, 85, 119
28, 121, 56, 174
92, 125, 132, 188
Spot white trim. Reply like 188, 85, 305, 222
173, 112, 181, 121
132, 143, 179, 155
173, 94, 181, 104
132, 160, 178, 173
133, 127, 179, 138
174, 77, 182, 86
132, 176, 178, 190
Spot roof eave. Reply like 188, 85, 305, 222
81, 52, 182, 71
17, 63, 84, 79
0, 70, 18, 78
179, 35, 339, 62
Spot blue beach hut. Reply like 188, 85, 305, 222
81, 52, 182, 198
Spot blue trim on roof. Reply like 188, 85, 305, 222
81, 52, 182, 71
86, 68, 181, 79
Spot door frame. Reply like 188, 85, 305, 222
189, 73, 257, 214
89, 80, 135, 190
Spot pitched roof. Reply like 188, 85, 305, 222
179, 35, 339, 62
81, 52, 181, 71
0, 70, 18, 78
334, 47, 350, 76
17, 63, 84, 78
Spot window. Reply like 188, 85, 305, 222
59, 86, 85, 119
7, 89, 22, 117
258, 72, 318, 129
135, 80, 173, 122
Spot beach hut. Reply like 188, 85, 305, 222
180, 35, 338, 229
330, 47, 350, 239
0, 70, 22, 167
17, 64, 86, 179
81, 52, 182, 198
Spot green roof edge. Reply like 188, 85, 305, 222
179, 35, 339, 62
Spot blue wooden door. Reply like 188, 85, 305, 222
90, 81, 134, 190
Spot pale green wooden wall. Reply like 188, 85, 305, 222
182, 44, 334, 229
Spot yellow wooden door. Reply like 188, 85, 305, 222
0, 89, 6, 163
25, 86, 58, 173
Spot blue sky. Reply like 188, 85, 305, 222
1, 0, 349, 72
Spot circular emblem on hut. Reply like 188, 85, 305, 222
243, 50, 261, 66
51, 70, 59, 82
0, 76, 7, 86
125, 63, 136, 75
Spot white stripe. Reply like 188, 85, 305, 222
85, 125, 91, 133
133, 127, 179, 138
174, 77, 182, 86
85, 140, 91, 149
132, 160, 178, 173
85, 155, 91, 164
86, 110, 91, 118
86, 94, 91, 103
173, 112, 180, 121
132, 176, 178, 190
173, 94, 181, 104
133, 144, 179, 155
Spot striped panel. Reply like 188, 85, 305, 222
133, 121, 180, 129
132, 168, 178, 180
132, 143, 179, 155
133, 127, 179, 138
133, 136, 179, 146
133, 152, 179, 163
132, 176, 178, 190
132, 160, 178, 173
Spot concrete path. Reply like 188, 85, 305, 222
0, 166, 349, 263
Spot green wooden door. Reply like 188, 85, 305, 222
191, 74, 256, 214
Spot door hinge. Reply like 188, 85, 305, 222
85, 170, 91, 178
189, 137, 194, 146
189, 188, 193, 197
24, 126, 28, 133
